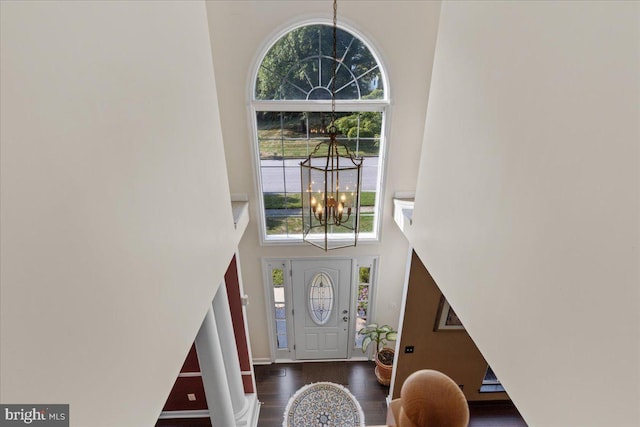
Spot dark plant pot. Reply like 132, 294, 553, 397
374, 348, 395, 386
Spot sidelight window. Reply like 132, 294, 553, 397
271, 265, 288, 349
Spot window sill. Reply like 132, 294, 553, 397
261, 233, 380, 247
479, 384, 506, 393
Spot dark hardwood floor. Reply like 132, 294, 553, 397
255, 361, 528, 427
255, 361, 388, 426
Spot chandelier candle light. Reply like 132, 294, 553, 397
300, 0, 363, 251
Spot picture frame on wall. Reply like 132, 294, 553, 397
434, 295, 465, 331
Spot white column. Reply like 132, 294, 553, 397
195, 306, 235, 427
213, 281, 250, 420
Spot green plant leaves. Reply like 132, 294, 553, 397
359, 323, 397, 353
361, 336, 372, 353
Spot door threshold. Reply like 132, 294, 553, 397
274, 356, 370, 364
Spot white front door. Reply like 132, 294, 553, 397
291, 259, 352, 359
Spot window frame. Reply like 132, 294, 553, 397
250, 21, 390, 245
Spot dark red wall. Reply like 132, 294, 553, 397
158, 254, 255, 426
224, 255, 254, 393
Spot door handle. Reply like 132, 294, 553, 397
343, 316, 349, 322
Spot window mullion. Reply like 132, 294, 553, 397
279, 113, 289, 236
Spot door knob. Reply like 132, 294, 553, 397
343, 316, 349, 322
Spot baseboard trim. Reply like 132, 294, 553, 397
158, 410, 209, 419
273, 356, 371, 364
158, 394, 260, 427
468, 399, 515, 407
177, 372, 202, 378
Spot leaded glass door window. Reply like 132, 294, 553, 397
308, 272, 335, 325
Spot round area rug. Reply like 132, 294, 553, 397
283, 382, 365, 427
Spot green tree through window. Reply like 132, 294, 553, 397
256, 25, 383, 101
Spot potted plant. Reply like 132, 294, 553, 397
359, 323, 398, 385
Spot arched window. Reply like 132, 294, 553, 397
252, 23, 388, 242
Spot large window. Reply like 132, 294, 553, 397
252, 24, 388, 242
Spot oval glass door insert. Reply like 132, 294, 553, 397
308, 272, 334, 325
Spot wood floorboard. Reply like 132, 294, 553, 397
302, 361, 349, 384
255, 361, 528, 427
468, 401, 528, 427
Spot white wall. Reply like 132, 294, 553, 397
409, 1, 639, 426
205, 1, 441, 360
0, 2, 237, 426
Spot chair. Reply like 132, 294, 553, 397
390, 369, 469, 427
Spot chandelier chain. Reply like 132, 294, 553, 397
300, 0, 362, 250
331, 0, 337, 125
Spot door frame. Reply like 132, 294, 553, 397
262, 256, 378, 362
